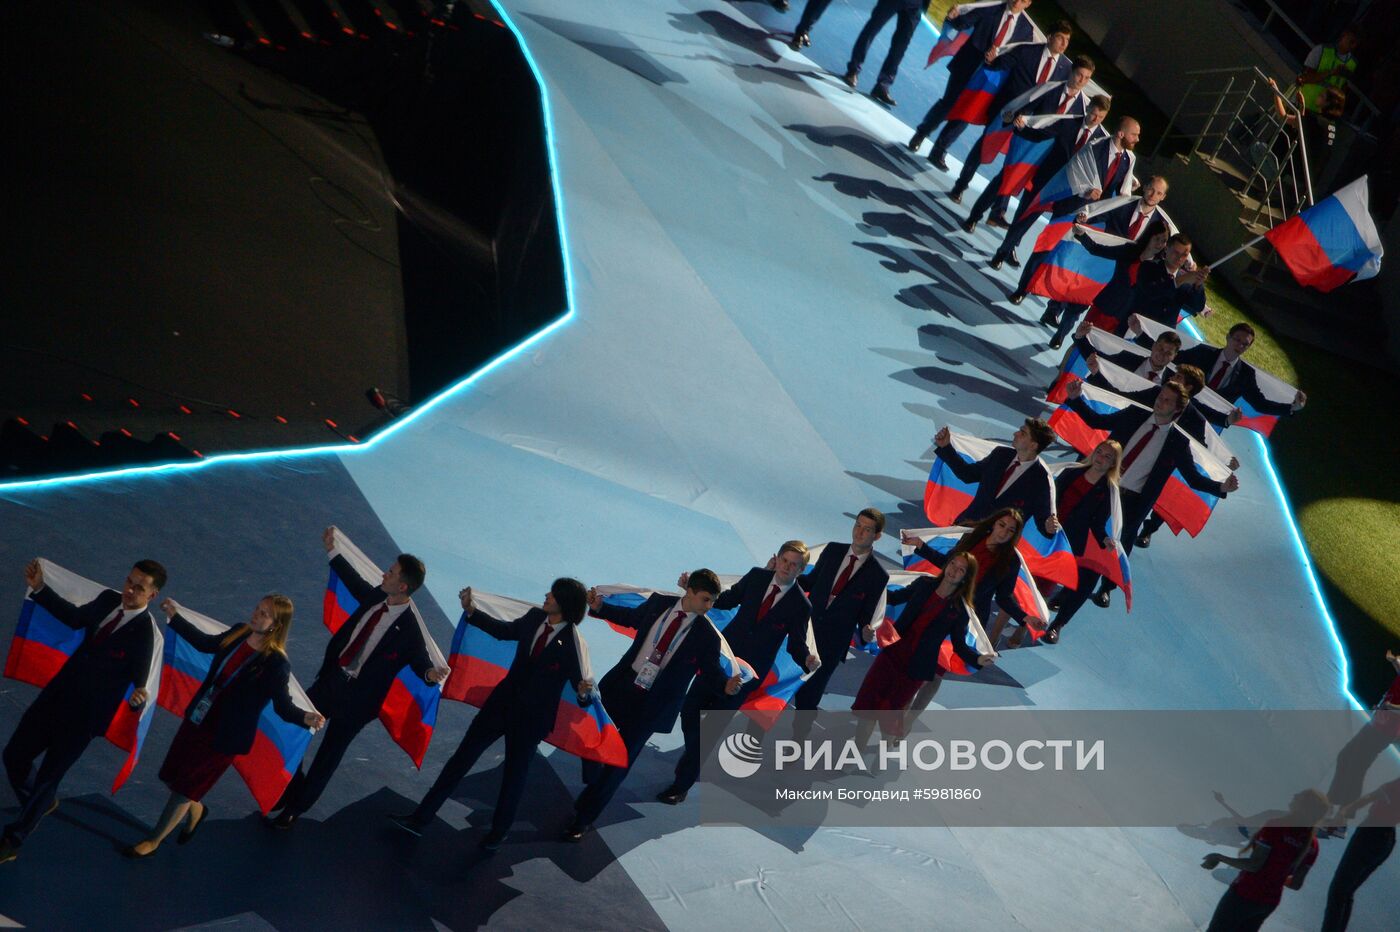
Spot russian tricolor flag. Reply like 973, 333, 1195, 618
1065, 471, 1133, 612
1155, 436, 1233, 538
923, 432, 1001, 524
156, 606, 318, 814
4, 560, 162, 792
886, 549, 997, 670
900, 529, 1050, 640
1016, 520, 1079, 589
1264, 176, 1383, 293
322, 531, 446, 768
444, 590, 627, 766
947, 62, 1013, 126
1048, 381, 1129, 455
1234, 366, 1297, 437
1029, 225, 1133, 305
924, 1, 1003, 67
997, 128, 1059, 193
1048, 325, 1148, 403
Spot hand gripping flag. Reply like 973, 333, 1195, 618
924, 431, 1000, 523
157, 606, 319, 813
1028, 225, 1136, 306
979, 81, 1068, 166
5, 559, 162, 792
1048, 324, 1147, 403
445, 590, 627, 766
1046, 463, 1133, 612
322, 530, 446, 767
1155, 432, 1233, 537
1265, 176, 1383, 292
901, 528, 1053, 641
890, 535, 1000, 663
925, 1, 1006, 67
1048, 380, 1137, 455
1022, 140, 1126, 215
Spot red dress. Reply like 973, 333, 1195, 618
854, 593, 948, 729
158, 642, 256, 801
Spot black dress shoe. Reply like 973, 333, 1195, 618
0, 840, 18, 865
907, 131, 925, 152
1006, 253, 1022, 268
1043, 623, 1063, 645
1091, 589, 1112, 609
989, 257, 1003, 271
801, 33, 811, 47
1007, 290, 1025, 304
929, 152, 949, 172
789, 33, 809, 52
960, 218, 977, 234
986, 215, 1009, 230
1047, 597, 1062, 612
871, 86, 896, 107
177, 803, 208, 845
949, 187, 965, 205
479, 830, 507, 852
1135, 531, 1153, 549
1049, 337, 1063, 350
267, 810, 298, 830
1039, 310, 1058, 325
388, 813, 428, 837
772, 0, 789, 10
841, 70, 858, 88
561, 821, 593, 843
656, 786, 688, 805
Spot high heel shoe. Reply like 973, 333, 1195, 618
121, 842, 158, 859
178, 803, 208, 845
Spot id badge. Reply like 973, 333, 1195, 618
634, 660, 661, 690
189, 694, 214, 725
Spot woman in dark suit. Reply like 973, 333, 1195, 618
853, 552, 991, 742
1044, 439, 1122, 643
123, 595, 323, 857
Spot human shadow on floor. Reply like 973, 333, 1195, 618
670, 11, 785, 64
524, 13, 688, 86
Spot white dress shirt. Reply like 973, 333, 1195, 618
631, 604, 698, 676
1119, 419, 1175, 493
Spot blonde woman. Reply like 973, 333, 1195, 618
123, 596, 323, 857
1044, 439, 1122, 643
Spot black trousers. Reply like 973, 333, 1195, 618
1049, 567, 1102, 631
916, 48, 983, 135
1326, 720, 1399, 809
276, 712, 374, 815
967, 173, 1014, 222
1097, 489, 1150, 596
414, 709, 539, 836
672, 675, 760, 792
1049, 303, 1090, 344
1321, 826, 1395, 932
1205, 887, 1276, 932
846, 0, 922, 92
3, 701, 96, 844
794, 0, 836, 37
574, 693, 652, 826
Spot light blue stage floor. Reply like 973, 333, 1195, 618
1, 1, 1396, 929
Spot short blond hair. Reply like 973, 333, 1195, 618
777, 540, 810, 564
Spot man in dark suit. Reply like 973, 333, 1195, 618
995, 116, 1141, 273
2, 558, 163, 864
269, 527, 448, 829
1113, 233, 1209, 331
840, 0, 930, 108
936, 21, 1074, 189
791, 509, 891, 740
932, 419, 1059, 537
1064, 378, 1239, 606
911, 0, 1037, 160
392, 578, 593, 852
1175, 322, 1307, 415
1070, 320, 1182, 387
563, 570, 742, 840
960, 58, 1096, 223
659, 542, 821, 804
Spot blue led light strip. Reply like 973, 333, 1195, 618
0, 1, 577, 496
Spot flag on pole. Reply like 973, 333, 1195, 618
5, 560, 163, 792
1264, 176, 1383, 292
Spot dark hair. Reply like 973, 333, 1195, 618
1142, 218, 1170, 243
955, 508, 1024, 580
1073, 54, 1095, 73
857, 507, 887, 534
1174, 364, 1206, 395
133, 559, 167, 591
1162, 380, 1193, 411
1154, 330, 1183, 349
1051, 19, 1073, 37
687, 568, 723, 597
1167, 232, 1193, 250
550, 578, 588, 625
1088, 93, 1111, 112
1228, 322, 1256, 339
941, 551, 981, 613
1024, 418, 1055, 453
395, 554, 426, 594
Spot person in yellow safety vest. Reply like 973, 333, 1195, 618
1296, 27, 1358, 115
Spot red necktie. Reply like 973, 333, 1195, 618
530, 624, 553, 659
1128, 211, 1147, 240
654, 610, 687, 655
829, 555, 858, 605
1120, 424, 1160, 473
992, 14, 1014, 49
1209, 359, 1229, 389
1075, 126, 1090, 149
756, 585, 780, 622
1104, 152, 1126, 191
1037, 55, 1054, 84
339, 604, 388, 668
998, 460, 1021, 495
91, 609, 124, 645
1146, 367, 1161, 383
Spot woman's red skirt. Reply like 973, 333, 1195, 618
158, 719, 236, 801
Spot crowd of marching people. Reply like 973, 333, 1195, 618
2, 1, 1394, 929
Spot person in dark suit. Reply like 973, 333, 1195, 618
1175, 322, 1307, 415
268, 527, 448, 829
1043, 440, 1121, 642
853, 552, 993, 743
659, 542, 821, 804
938, 21, 1074, 191
1064, 377, 1239, 607
1046, 223, 1175, 346
563, 570, 742, 840
1065, 317, 1181, 391
1, 559, 164, 865
960, 60, 1097, 224
391, 578, 594, 852
932, 418, 1059, 537
838, 0, 928, 107
122, 595, 325, 858
911, 0, 1037, 160
791, 509, 891, 739
1113, 233, 1210, 332
995, 117, 1142, 273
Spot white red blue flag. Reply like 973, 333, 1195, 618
924, 1, 1005, 66
1265, 176, 1383, 292
901, 528, 1051, 640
